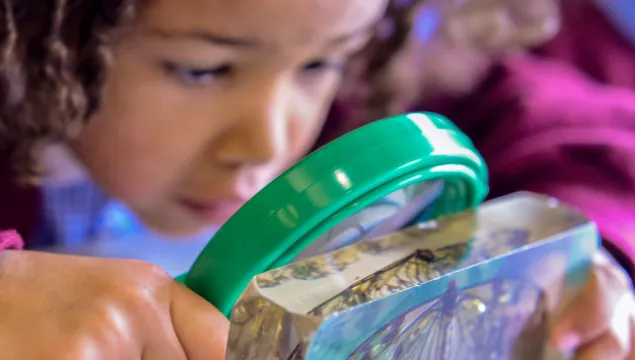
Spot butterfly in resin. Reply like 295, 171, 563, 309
309, 244, 470, 316
344, 279, 546, 360
308, 228, 546, 360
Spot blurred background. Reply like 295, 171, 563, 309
35, 0, 635, 276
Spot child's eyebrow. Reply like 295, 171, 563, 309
148, 28, 259, 47
145, 25, 374, 48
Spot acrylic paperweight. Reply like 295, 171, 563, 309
225, 192, 599, 360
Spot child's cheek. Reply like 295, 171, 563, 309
70, 133, 176, 207
90, 158, 167, 204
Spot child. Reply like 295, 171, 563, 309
0, 0, 633, 359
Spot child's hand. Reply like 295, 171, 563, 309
0, 251, 228, 359
551, 249, 635, 359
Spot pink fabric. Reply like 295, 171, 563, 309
424, 54, 635, 274
0, 230, 24, 251
526, 0, 635, 272
463, 0, 635, 270
318, 1, 635, 275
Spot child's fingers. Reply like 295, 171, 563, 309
574, 292, 634, 360
551, 250, 632, 352
169, 281, 229, 360
628, 315, 635, 360
550, 270, 606, 352
575, 299, 635, 360
574, 330, 629, 360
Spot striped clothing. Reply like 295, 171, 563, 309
37, 148, 213, 276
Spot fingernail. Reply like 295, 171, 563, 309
553, 332, 580, 352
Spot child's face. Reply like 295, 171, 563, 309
70, 0, 389, 236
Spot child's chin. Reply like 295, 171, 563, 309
141, 214, 223, 240
149, 225, 220, 241
135, 199, 244, 239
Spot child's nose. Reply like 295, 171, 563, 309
215, 79, 292, 166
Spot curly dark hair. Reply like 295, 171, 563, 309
0, 0, 422, 182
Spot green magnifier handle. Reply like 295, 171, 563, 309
178, 112, 489, 318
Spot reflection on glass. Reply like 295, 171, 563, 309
294, 181, 444, 261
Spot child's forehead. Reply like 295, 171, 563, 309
139, 0, 389, 46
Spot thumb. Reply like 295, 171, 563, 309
550, 250, 630, 353
170, 281, 229, 360
549, 300, 588, 353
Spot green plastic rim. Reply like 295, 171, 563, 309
183, 113, 489, 317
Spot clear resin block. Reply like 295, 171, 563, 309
226, 192, 599, 360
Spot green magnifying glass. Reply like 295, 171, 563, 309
180, 112, 489, 318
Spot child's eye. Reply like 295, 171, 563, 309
301, 59, 345, 76
163, 62, 232, 87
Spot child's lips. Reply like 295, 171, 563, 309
177, 176, 271, 224
178, 197, 246, 223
